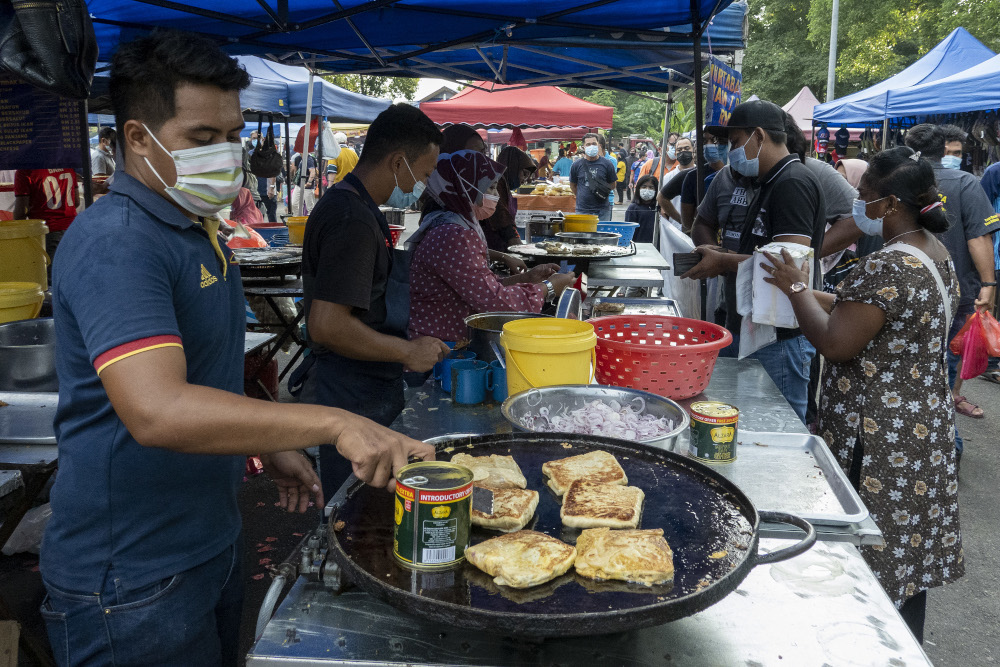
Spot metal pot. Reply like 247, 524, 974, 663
501, 385, 690, 451
0, 317, 57, 392
464, 311, 551, 363
378, 207, 406, 227
524, 215, 564, 241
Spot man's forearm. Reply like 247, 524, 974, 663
968, 233, 996, 282
311, 313, 409, 364
820, 216, 863, 258
691, 219, 717, 247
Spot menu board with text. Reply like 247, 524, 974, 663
0, 75, 83, 170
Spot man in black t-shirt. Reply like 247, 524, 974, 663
570, 133, 617, 220
684, 100, 827, 423
300, 104, 450, 497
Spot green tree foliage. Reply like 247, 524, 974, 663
323, 74, 419, 101
744, 0, 1000, 104
564, 88, 697, 138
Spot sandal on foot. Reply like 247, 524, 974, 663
981, 369, 1000, 385
954, 395, 984, 419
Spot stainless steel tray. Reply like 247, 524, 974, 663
589, 296, 680, 317
0, 392, 58, 445
707, 431, 869, 526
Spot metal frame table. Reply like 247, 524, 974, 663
243, 278, 307, 389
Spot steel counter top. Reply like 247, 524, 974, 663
391, 358, 882, 545
248, 538, 928, 667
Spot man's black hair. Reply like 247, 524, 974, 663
110, 30, 250, 155
903, 124, 945, 160
668, 132, 680, 141
582, 132, 600, 144
357, 103, 442, 166
98, 126, 116, 144
558, 148, 566, 157
782, 111, 809, 163
940, 124, 966, 145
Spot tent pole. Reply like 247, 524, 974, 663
300, 68, 316, 216
652, 85, 672, 249
881, 118, 889, 150
693, 13, 705, 203
284, 116, 292, 212
317, 117, 325, 198
79, 100, 93, 208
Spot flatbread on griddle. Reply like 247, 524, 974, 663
560, 480, 644, 529
574, 528, 674, 586
541, 449, 627, 497
471, 485, 539, 532
465, 530, 577, 589
451, 453, 527, 489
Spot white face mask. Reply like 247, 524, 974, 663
639, 187, 656, 201
142, 124, 244, 217
852, 196, 889, 237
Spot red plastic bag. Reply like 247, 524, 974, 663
949, 312, 978, 356
959, 322, 990, 380
980, 310, 1000, 357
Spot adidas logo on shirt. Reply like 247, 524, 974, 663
200, 264, 218, 288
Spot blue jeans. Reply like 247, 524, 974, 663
720, 334, 816, 424
947, 305, 974, 454
576, 204, 612, 222
41, 537, 244, 666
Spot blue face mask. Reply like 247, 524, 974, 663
729, 132, 763, 178
941, 155, 962, 170
704, 144, 726, 164
667, 145, 676, 160
584, 144, 599, 158
385, 156, 426, 209
852, 197, 888, 237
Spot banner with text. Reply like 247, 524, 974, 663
0, 76, 84, 170
708, 58, 742, 127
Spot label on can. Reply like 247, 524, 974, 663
690, 401, 739, 464
393, 462, 473, 569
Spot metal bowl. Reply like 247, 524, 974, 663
501, 384, 690, 451
0, 317, 57, 392
555, 231, 621, 246
464, 311, 551, 363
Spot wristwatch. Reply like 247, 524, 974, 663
789, 281, 809, 294
542, 279, 555, 303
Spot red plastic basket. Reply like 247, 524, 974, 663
389, 224, 405, 247
588, 315, 733, 400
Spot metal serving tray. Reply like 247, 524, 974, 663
0, 392, 58, 445
707, 431, 869, 526
589, 296, 680, 318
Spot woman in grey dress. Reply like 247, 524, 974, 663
762, 147, 964, 643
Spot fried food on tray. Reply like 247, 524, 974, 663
542, 449, 628, 497
592, 301, 626, 315
574, 528, 674, 586
572, 245, 600, 255
465, 530, 577, 589
560, 480, 644, 529
450, 453, 527, 489
471, 486, 539, 532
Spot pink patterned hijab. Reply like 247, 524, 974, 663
425, 150, 505, 226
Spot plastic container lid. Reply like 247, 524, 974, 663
0, 282, 44, 308
0, 219, 48, 240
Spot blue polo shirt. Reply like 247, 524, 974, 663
41, 172, 246, 594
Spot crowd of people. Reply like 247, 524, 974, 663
7, 26, 996, 664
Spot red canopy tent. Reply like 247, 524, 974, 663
420, 82, 613, 129
477, 127, 592, 144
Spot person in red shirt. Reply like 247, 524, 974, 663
13, 168, 80, 260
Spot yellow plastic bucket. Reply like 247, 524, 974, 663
0, 220, 49, 290
501, 318, 596, 395
563, 214, 599, 232
286, 216, 308, 245
0, 282, 44, 324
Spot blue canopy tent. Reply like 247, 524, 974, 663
883, 52, 1000, 118
812, 28, 995, 125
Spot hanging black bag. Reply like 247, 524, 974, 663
249, 114, 284, 178
0, 0, 97, 99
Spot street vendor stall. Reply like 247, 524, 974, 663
248, 357, 908, 665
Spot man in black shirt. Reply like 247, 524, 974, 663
570, 133, 617, 220
684, 100, 826, 422
301, 104, 451, 497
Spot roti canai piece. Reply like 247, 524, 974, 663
471, 485, 539, 532
541, 449, 628, 497
465, 530, 577, 589
560, 480, 644, 529
574, 527, 675, 586
451, 453, 527, 489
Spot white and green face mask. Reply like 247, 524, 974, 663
143, 124, 244, 217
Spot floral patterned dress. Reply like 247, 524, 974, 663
818, 248, 964, 608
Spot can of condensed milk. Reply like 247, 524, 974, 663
393, 461, 473, 569
689, 401, 739, 464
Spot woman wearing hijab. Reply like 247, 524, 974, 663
836, 158, 868, 188
408, 151, 574, 342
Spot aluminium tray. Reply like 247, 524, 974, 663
705, 431, 869, 526
589, 296, 680, 318
0, 392, 57, 445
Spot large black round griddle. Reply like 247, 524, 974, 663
326, 433, 815, 638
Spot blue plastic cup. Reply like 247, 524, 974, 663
434, 350, 476, 392
451, 360, 490, 405
488, 360, 507, 402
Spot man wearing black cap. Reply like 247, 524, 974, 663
684, 100, 826, 423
